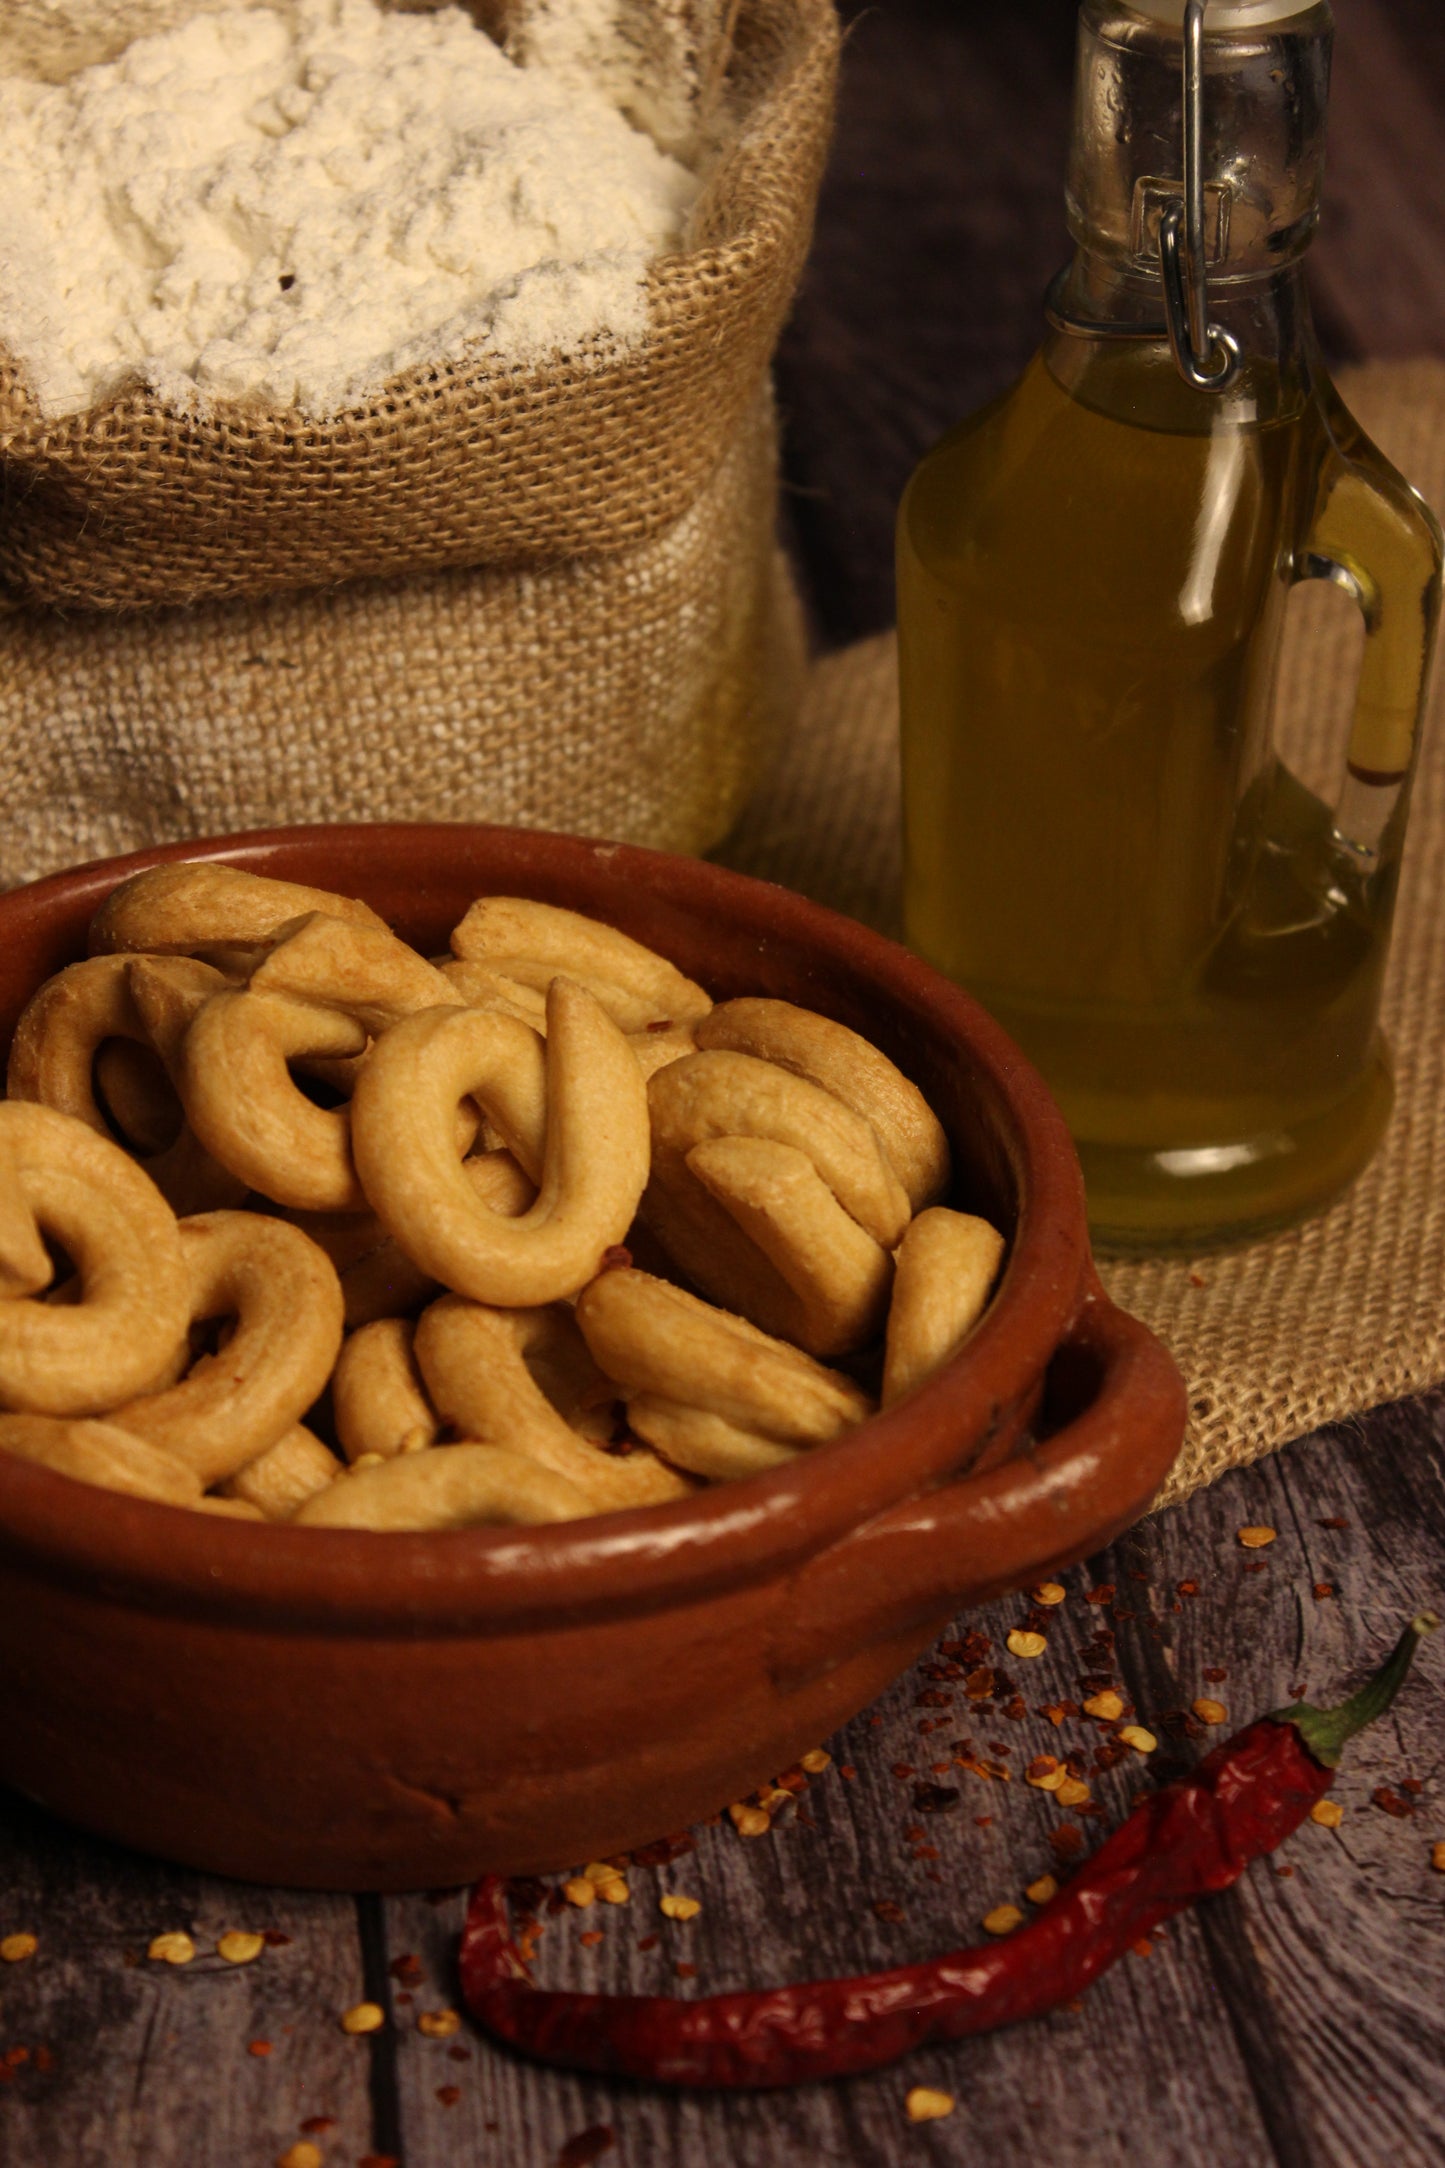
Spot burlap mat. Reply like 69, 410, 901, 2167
720, 359, 1445, 1512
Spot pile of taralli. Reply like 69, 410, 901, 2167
0, 865, 1005, 1531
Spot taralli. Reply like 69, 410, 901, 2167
350, 981, 649, 1305
1, 869, 1005, 1532
109, 1211, 344, 1486
575, 1268, 873, 1473
644, 1050, 910, 1355
694, 998, 951, 1212
0, 1413, 202, 1504
414, 1295, 691, 1511
0, 1102, 191, 1416
333, 1319, 440, 1463
222, 1424, 345, 1520
249, 912, 465, 1034
293, 1444, 591, 1531
88, 861, 389, 959
883, 1208, 1008, 1406
8, 953, 246, 1216
176, 989, 369, 1212
450, 898, 713, 1033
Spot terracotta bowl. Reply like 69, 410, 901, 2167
0, 824, 1186, 1891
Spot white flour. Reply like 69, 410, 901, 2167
0, 0, 702, 419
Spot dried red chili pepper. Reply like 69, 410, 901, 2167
459, 1616, 1434, 2090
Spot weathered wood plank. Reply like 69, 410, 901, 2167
0, 1794, 375, 2167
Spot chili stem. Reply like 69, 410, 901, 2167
1275, 1610, 1438, 1767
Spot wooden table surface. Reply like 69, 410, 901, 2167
4, 5, 1444, 2164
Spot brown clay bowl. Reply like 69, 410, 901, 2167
0, 824, 1186, 1890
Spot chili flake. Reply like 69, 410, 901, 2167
1026, 1757, 1065, 1791
1192, 1698, 1228, 1726
1372, 1786, 1416, 1820
800, 1750, 832, 1774
418, 2009, 462, 2039
340, 2002, 386, 2035
660, 1895, 701, 1921
217, 1931, 265, 1966
1025, 1874, 1059, 1905
147, 1932, 195, 1966
1006, 1630, 1048, 1660
1082, 1689, 1125, 1722
247, 2040, 273, 2058
1032, 1582, 1066, 1606
437, 2085, 462, 2106
1309, 1800, 1344, 1828
579, 1931, 604, 1948
1085, 1584, 1115, 1605
0, 1934, 37, 1964
905, 2087, 956, 2121
1117, 1725, 1158, 1755
981, 1904, 1023, 1937
1313, 1583, 1335, 1600
1237, 1526, 1277, 1549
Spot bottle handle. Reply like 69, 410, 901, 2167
1292, 385, 1443, 872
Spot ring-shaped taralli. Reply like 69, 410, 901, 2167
450, 898, 713, 1033
694, 998, 952, 1212
176, 989, 369, 1211
249, 912, 465, 1034
643, 1051, 910, 1356
0, 1103, 191, 1417
0, 1413, 203, 1504
89, 861, 389, 959
293, 1445, 590, 1531
332, 1319, 440, 1463
7, 954, 247, 1216
620, 1396, 804, 1482
109, 1210, 344, 1486
574, 1269, 873, 1444
882, 1208, 1007, 1407
334, 1150, 538, 1329
414, 1295, 691, 1512
221, 1424, 346, 1520
350, 980, 649, 1306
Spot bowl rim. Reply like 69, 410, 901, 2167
0, 821, 1094, 1630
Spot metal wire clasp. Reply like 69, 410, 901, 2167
1160, 0, 1241, 391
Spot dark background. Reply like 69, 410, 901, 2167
774, 0, 1445, 646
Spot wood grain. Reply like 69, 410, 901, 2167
7, 1397, 1438, 2167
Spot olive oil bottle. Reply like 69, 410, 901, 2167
898, 0, 1441, 1248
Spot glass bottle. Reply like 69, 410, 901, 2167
896, 0, 1442, 1249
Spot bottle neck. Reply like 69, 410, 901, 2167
1045, 246, 1321, 429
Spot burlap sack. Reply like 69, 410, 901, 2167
0, 0, 831, 879
0, 0, 839, 607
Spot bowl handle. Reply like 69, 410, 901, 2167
767, 1274, 1187, 1691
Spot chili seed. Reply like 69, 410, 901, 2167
1057, 1777, 1091, 1807
982, 1904, 1024, 1937
1082, 1689, 1124, 1721
1006, 1630, 1048, 1660
277, 2146, 323, 2168
1192, 1698, 1228, 1726
417, 2009, 461, 2038
1032, 1582, 1066, 1606
0, 1933, 37, 1964
1237, 1526, 1277, 1549
340, 2002, 386, 2035
1116, 1725, 1158, 1755
217, 1931, 265, 1966
728, 1803, 771, 1838
905, 2087, 956, 2121
148, 1932, 196, 1966
1025, 1874, 1059, 1905
1430, 1842, 1445, 1872
800, 1750, 832, 1773
1310, 1800, 1344, 1828
563, 1878, 596, 1908
660, 1895, 701, 1921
